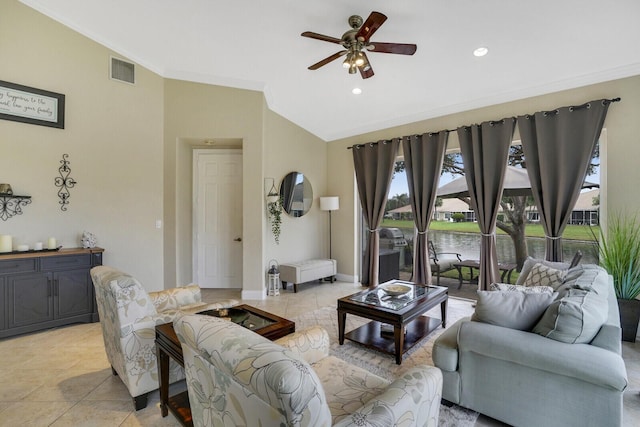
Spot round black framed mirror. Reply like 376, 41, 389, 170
280, 172, 313, 217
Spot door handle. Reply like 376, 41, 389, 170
234, 238, 242, 242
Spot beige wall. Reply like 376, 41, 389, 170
262, 108, 328, 266
1, 1, 165, 288
328, 76, 640, 278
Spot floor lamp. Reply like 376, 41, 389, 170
320, 196, 339, 259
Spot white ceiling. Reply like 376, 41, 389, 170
21, 0, 640, 141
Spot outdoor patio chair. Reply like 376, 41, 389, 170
429, 240, 462, 285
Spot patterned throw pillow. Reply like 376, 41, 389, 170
490, 283, 554, 294
521, 263, 567, 290
515, 257, 569, 286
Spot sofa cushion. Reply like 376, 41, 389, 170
533, 264, 610, 343
472, 291, 555, 331
490, 283, 554, 294
521, 263, 567, 289
516, 257, 570, 286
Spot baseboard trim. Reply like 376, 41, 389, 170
336, 273, 358, 283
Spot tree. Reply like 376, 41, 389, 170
441, 148, 534, 269
385, 193, 409, 216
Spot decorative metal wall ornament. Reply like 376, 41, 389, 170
54, 154, 77, 211
0, 194, 31, 221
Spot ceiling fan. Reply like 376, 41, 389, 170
301, 11, 417, 79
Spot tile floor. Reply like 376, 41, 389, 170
0, 279, 638, 426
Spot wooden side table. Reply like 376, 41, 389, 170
155, 305, 295, 426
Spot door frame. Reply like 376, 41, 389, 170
192, 148, 243, 287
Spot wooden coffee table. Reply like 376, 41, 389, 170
338, 280, 448, 365
155, 304, 295, 426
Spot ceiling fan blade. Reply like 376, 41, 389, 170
308, 51, 347, 70
358, 52, 374, 79
356, 11, 387, 42
301, 31, 343, 44
367, 42, 417, 55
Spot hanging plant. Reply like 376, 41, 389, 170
268, 197, 283, 244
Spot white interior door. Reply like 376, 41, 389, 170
194, 150, 243, 288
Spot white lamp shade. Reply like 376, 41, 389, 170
320, 196, 339, 211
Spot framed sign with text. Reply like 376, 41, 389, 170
0, 80, 65, 129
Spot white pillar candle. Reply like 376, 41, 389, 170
48, 237, 57, 250
0, 235, 12, 253
34, 242, 43, 251
17, 244, 29, 252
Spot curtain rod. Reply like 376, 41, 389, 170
346, 97, 621, 150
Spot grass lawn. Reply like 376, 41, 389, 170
381, 219, 599, 242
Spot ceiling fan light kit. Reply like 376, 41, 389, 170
302, 11, 417, 79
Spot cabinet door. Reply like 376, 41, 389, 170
7, 273, 54, 328
0, 278, 5, 331
55, 270, 93, 319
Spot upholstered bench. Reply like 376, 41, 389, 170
280, 259, 337, 292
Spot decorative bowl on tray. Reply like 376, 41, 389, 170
380, 283, 411, 296
198, 307, 250, 324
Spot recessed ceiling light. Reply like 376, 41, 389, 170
352, 88, 362, 95
473, 47, 489, 57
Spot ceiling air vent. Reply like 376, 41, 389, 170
110, 56, 135, 84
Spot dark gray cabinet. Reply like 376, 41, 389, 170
7, 272, 53, 328
0, 279, 5, 331
0, 248, 103, 338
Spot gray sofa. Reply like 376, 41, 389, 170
433, 262, 628, 427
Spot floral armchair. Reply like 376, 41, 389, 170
90, 266, 238, 410
174, 314, 443, 427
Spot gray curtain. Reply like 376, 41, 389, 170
458, 119, 515, 290
517, 100, 610, 261
353, 139, 400, 287
402, 132, 449, 285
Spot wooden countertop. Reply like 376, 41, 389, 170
0, 247, 104, 260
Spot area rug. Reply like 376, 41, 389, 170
290, 297, 479, 426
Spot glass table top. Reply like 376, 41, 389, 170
349, 280, 435, 311
197, 307, 276, 331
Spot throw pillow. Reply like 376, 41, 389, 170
533, 264, 610, 343
521, 263, 567, 290
472, 291, 555, 331
490, 283, 554, 294
516, 257, 570, 286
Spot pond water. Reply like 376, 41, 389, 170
393, 228, 599, 265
